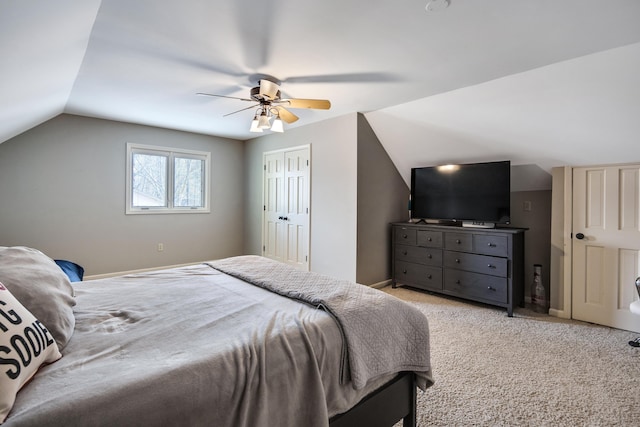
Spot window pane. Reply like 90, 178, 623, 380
174, 157, 204, 207
132, 153, 167, 207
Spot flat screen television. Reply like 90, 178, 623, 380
410, 160, 511, 227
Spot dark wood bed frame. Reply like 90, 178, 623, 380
329, 372, 417, 427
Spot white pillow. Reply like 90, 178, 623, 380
0, 281, 62, 424
0, 246, 76, 350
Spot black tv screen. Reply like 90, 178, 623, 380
411, 161, 511, 225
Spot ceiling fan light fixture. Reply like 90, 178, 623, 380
199, 76, 329, 134
271, 117, 284, 133
249, 114, 263, 132
257, 111, 271, 129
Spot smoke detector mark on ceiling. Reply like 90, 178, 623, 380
425, 0, 450, 13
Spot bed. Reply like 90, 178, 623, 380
0, 246, 433, 426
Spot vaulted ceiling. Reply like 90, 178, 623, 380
2, 0, 640, 181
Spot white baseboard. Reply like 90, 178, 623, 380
548, 308, 571, 319
524, 296, 565, 318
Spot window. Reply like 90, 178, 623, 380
126, 143, 210, 214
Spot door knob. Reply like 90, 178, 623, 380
575, 233, 585, 240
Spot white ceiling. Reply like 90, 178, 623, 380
2, 0, 640, 177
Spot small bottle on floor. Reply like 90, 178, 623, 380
531, 264, 547, 313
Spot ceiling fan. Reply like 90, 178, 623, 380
197, 76, 331, 133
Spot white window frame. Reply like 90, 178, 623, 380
126, 143, 211, 214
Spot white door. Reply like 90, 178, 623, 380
572, 164, 640, 333
263, 151, 285, 263
262, 146, 310, 270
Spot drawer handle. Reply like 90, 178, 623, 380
455, 280, 461, 284
456, 239, 461, 244
487, 264, 496, 269
487, 286, 496, 291
427, 254, 432, 259
403, 269, 407, 274
427, 237, 432, 242
487, 243, 496, 247
403, 234, 408, 239
402, 250, 407, 255
455, 259, 460, 263
426, 274, 432, 279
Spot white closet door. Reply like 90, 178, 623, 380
262, 146, 310, 270
263, 151, 285, 263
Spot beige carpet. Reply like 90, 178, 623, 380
384, 286, 640, 427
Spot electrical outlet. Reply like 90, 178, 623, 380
157, 243, 164, 252
523, 201, 532, 212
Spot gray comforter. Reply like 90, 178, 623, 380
208, 256, 433, 390
6, 259, 432, 427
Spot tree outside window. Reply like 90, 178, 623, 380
126, 144, 210, 214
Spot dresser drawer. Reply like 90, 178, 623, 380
394, 261, 443, 291
444, 251, 508, 277
417, 230, 443, 248
395, 244, 442, 266
444, 232, 473, 252
394, 227, 417, 245
444, 269, 507, 304
474, 234, 508, 257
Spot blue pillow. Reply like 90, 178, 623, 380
54, 259, 84, 282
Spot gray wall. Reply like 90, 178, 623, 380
510, 190, 552, 304
0, 112, 554, 294
356, 114, 409, 285
0, 114, 244, 275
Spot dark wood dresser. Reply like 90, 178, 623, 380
392, 222, 526, 316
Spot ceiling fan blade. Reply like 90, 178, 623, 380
232, 0, 275, 70
101, 37, 248, 79
280, 98, 331, 110
282, 72, 400, 84
223, 104, 260, 117
275, 106, 299, 124
259, 79, 280, 100
197, 93, 254, 102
